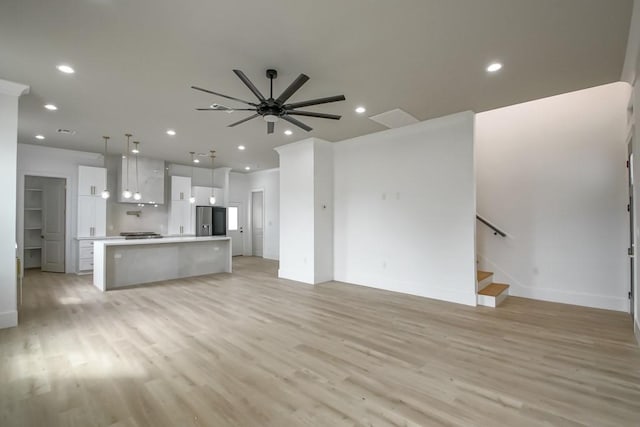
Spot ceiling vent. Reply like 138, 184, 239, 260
368, 108, 419, 129
209, 103, 235, 113
57, 128, 76, 135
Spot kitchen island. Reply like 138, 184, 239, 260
93, 236, 232, 291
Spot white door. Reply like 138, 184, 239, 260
251, 191, 263, 257
42, 178, 65, 272
227, 203, 243, 256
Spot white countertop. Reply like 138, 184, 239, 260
93, 236, 230, 247
75, 234, 197, 241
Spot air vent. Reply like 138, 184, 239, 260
369, 108, 419, 129
210, 103, 235, 114
57, 128, 76, 135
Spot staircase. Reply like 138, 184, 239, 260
477, 270, 509, 307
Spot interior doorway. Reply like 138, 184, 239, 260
24, 176, 66, 273
251, 190, 264, 258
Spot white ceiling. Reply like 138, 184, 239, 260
0, 0, 633, 171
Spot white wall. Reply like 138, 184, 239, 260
314, 142, 334, 283
0, 79, 28, 329
334, 112, 477, 306
277, 141, 316, 282
248, 169, 280, 260
476, 82, 631, 312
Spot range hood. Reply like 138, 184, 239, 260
118, 156, 166, 204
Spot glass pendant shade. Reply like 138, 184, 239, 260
209, 195, 216, 205
123, 190, 132, 199
101, 190, 110, 199
189, 196, 196, 204
133, 192, 142, 201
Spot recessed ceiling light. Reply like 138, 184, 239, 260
486, 62, 503, 73
56, 64, 75, 74
193, 158, 200, 163
284, 130, 293, 136
35, 135, 45, 140
44, 104, 58, 111
244, 166, 251, 171
238, 145, 246, 150
166, 129, 176, 136
355, 106, 366, 114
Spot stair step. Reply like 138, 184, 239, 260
478, 283, 509, 297
477, 270, 493, 282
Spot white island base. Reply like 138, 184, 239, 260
93, 236, 232, 291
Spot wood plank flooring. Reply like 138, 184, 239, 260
1, 256, 639, 426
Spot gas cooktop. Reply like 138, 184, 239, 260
119, 232, 163, 240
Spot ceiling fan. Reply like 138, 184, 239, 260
192, 69, 346, 134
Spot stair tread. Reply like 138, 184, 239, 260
477, 271, 493, 282
478, 283, 509, 297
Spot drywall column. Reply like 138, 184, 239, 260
275, 138, 333, 284
0, 79, 29, 329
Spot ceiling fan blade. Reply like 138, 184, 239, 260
275, 74, 310, 104
281, 115, 312, 132
228, 114, 259, 127
233, 70, 266, 102
191, 86, 257, 106
267, 122, 274, 134
287, 111, 341, 120
196, 108, 256, 111
284, 94, 346, 110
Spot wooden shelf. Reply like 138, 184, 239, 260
24, 227, 42, 230
25, 188, 43, 192
25, 208, 42, 211
24, 246, 41, 250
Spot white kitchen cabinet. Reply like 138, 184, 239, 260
118, 156, 165, 204
171, 176, 191, 201
168, 200, 192, 235
192, 186, 224, 206
77, 196, 106, 237
77, 240, 96, 273
78, 166, 106, 197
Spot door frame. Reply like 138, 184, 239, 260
629, 134, 636, 318
18, 171, 72, 275
249, 188, 265, 257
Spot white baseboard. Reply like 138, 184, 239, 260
0, 310, 17, 329
278, 268, 315, 285
477, 254, 628, 312
334, 272, 477, 307
509, 285, 628, 312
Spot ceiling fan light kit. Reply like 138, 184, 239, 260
193, 69, 346, 134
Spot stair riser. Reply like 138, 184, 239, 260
477, 274, 494, 291
477, 290, 509, 307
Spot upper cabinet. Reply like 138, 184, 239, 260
118, 156, 165, 204
171, 176, 191, 201
78, 166, 106, 196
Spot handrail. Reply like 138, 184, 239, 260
476, 215, 507, 237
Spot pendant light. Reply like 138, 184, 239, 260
100, 136, 110, 199
209, 150, 216, 205
122, 133, 133, 199
189, 152, 196, 204
133, 141, 142, 201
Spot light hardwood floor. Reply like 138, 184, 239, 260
1, 257, 640, 426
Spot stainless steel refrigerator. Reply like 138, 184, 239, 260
196, 206, 227, 236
